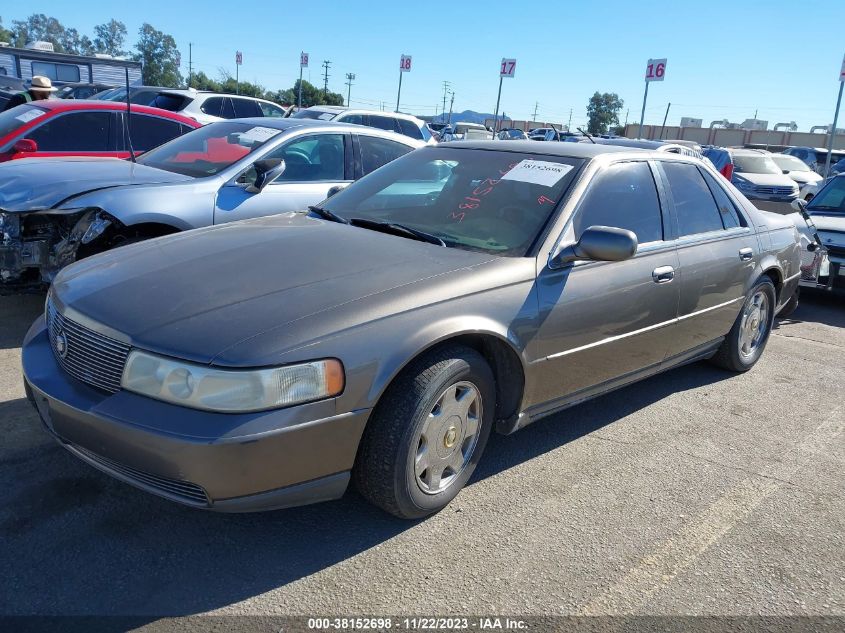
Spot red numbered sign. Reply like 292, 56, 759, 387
645, 58, 666, 82
400, 55, 412, 73
300, 52, 309, 68
235, 51, 243, 66
500, 58, 517, 78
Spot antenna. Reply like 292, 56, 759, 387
124, 67, 136, 163
577, 127, 596, 144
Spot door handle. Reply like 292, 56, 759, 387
652, 266, 675, 284
739, 247, 754, 261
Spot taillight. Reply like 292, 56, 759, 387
723, 163, 734, 180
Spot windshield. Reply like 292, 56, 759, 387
292, 109, 337, 120
0, 104, 48, 139
137, 121, 282, 177
321, 147, 584, 256
807, 177, 845, 213
771, 154, 811, 172
732, 154, 782, 175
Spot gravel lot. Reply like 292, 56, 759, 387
0, 291, 843, 623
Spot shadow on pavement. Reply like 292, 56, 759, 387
0, 358, 732, 619
0, 294, 44, 350
774, 290, 845, 330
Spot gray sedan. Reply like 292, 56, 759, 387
0, 118, 422, 290
22, 141, 802, 519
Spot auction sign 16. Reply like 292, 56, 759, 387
645, 58, 666, 81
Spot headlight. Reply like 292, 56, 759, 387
734, 177, 754, 191
121, 350, 344, 412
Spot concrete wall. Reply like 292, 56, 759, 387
624, 123, 845, 150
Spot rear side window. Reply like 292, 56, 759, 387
358, 135, 413, 175
338, 113, 365, 125
127, 114, 184, 152
27, 111, 112, 152
662, 162, 724, 236
369, 115, 400, 133
702, 170, 743, 229
200, 97, 224, 117
150, 94, 191, 112
397, 118, 424, 140
574, 161, 663, 244
232, 98, 262, 118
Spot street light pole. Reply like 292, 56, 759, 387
638, 81, 650, 139
824, 80, 844, 177
492, 76, 504, 134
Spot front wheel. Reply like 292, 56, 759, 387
353, 345, 495, 519
710, 277, 776, 372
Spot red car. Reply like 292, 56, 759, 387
0, 100, 201, 162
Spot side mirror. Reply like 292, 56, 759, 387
782, 170, 790, 175
246, 159, 286, 193
13, 138, 37, 153
326, 184, 347, 198
790, 198, 807, 213
551, 226, 638, 267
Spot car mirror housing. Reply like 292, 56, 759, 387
791, 198, 807, 213
13, 138, 38, 154
246, 159, 286, 194
551, 225, 638, 267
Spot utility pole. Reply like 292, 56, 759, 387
532, 101, 539, 122
659, 102, 671, 139
345, 72, 355, 107
321, 60, 331, 97
448, 91, 455, 124
624, 108, 629, 128
567, 108, 572, 131
187, 43, 193, 88
441, 81, 451, 121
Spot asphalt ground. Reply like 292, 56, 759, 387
0, 291, 842, 628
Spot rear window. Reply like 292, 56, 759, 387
292, 109, 337, 120
397, 118, 424, 140
150, 94, 192, 112
0, 105, 48, 139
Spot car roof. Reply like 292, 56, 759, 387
302, 105, 424, 123
210, 117, 424, 143
441, 140, 644, 158
29, 100, 202, 125
729, 148, 770, 156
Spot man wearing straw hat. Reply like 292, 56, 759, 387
2, 75, 57, 112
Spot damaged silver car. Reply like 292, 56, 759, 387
0, 118, 421, 291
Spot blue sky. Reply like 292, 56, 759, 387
5, 0, 844, 130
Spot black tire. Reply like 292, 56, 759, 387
353, 345, 495, 519
777, 288, 800, 319
710, 277, 776, 372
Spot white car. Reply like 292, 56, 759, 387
293, 106, 434, 144
770, 153, 824, 190
150, 90, 288, 124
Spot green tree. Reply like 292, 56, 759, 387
586, 92, 624, 135
93, 19, 127, 57
0, 17, 13, 43
11, 14, 68, 51
134, 23, 182, 87
216, 70, 266, 98
291, 79, 343, 107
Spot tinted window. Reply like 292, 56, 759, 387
369, 115, 400, 133
574, 161, 663, 243
339, 113, 365, 125
292, 109, 337, 120
128, 114, 184, 152
272, 134, 345, 181
807, 177, 845, 212
397, 118, 424, 140
232, 98, 262, 118
359, 135, 413, 174
662, 162, 725, 236
0, 105, 48, 138
28, 111, 111, 152
31, 61, 80, 82
150, 94, 192, 112
200, 97, 224, 117
702, 171, 743, 229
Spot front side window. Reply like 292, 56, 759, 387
358, 135, 413, 175
259, 102, 285, 118
662, 162, 725, 236
573, 161, 663, 244
322, 147, 584, 256
270, 133, 346, 182
27, 111, 111, 152
397, 118, 424, 140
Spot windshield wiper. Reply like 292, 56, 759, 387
349, 218, 446, 246
308, 205, 349, 224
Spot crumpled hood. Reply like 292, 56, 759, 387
810, 213, 845, 235
0, 157, 192, 212
52, 213, 497, 364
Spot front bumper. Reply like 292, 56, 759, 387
22, 316, 371, 512
798, 248, 845, 293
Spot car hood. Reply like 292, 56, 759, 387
734, 172, 796, 187
808, 212, 845, 234
52, 213, 499, 365
787, 171, 822, 184
0, 157, 192, 212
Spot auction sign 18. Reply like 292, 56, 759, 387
400, 55, 412, 72
645, 58, 666, 82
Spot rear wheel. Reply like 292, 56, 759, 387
353, 345, 495, 519
710, 277, 776, 372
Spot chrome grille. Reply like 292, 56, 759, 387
754, 185, 795, 196
70, 444, 210, 506
46, 300, 130, 393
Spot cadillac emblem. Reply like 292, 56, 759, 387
54, 329, 68, 358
